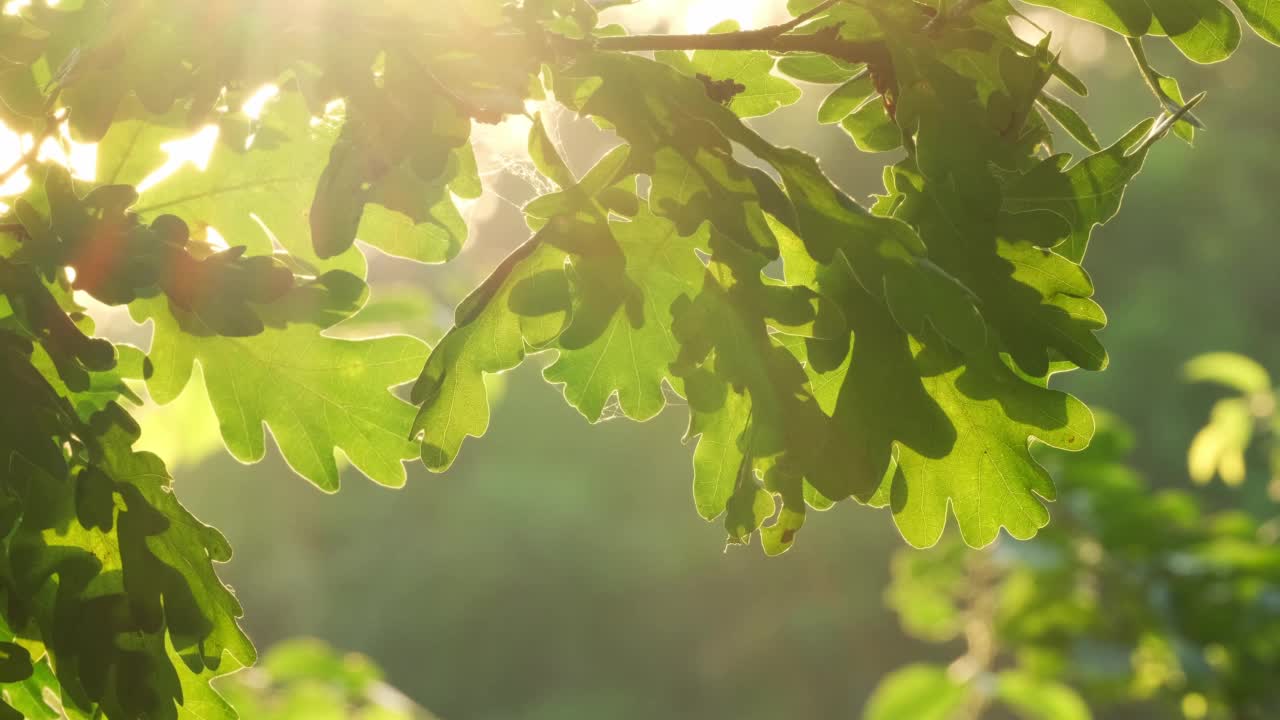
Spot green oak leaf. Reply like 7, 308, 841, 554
31, 339, 150, 421
0, 359, 250, 720
308, 65, 479, 263
413, 126, 656, 469
1026, 0, 1241, 62
543, 206, 707, 422
723, 470, 775, 546
1021, 0, 1153, 36
751, 147, 987, 359
526, 120, 689, 422
877, 49, 1116, 377
817, 72, 873, 124
131, 272, 428, 491
886, 161, 1108, 377
687, 22, 802, 118
562, 53, 988, 359
967, 3, 1091, 96
411, 236, 572, 471
95, 415, 255, 678
1148, 0, 1241, 64
840, 99, 902, 153
673, 234, 838, 535
553, 53, 781, 259
1001, 119, 1154, 262
97, 94, 366, 276
776, 218, 1092, 548
1232, 0, 1280, 45
99, 92, 478, 275
551, 51, 1105, 549
889, 337, 1093, 547
775, 53, 864, 84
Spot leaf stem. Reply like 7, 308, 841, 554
1131, 91, 1207, 156
1126, 37, 1206, 130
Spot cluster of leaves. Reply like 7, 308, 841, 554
872, 416, 1280, 719
0, 0, 1277, 716
408, 0, 1278, 556
0, 250, 254, 717
418, 5, 1140, 556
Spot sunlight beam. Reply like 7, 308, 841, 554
136, 124, 220, 193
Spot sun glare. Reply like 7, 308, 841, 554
242, 84, 281, 120
605, 0, 782, 33
683, 0, 775, 33
136, 124, 220, 193
0, 125, 29, 199
1010, 9, 1109, 68
204, 226, 230, 251
38, 124, 97, 181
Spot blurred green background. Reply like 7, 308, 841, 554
127, 4, 1280, 718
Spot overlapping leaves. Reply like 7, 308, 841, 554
431, 37, 1124, 550
0, 260, 253, 719
0, 0, 1277, 715
405, 0, 1257, 552
1, 0, 1261, 552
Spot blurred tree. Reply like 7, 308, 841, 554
874, 412, 1280, 720
219, 639, 439, 720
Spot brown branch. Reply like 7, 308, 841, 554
596, 25, 885, 65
